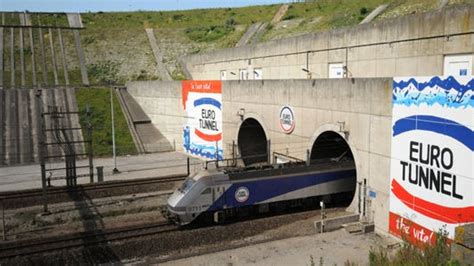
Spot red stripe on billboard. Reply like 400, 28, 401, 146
182, 80, 222, 108
194, 128, 222, 142
391, 179, 474, 224
389, 212, 440, 247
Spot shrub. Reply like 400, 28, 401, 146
172, 14, 184, 21
368, 228, 459, 266
88, 60, 120, 85
360, 7, 370, 15
225, 17, 236, 26
185, 25, 234, 42
282, 14, 297, 20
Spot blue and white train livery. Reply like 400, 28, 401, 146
166, 161, 356, 225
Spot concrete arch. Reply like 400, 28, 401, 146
235, 113, 270, 166
307, 123, 361, 214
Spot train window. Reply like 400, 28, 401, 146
179, 178, 195, 193
201, 188, 211, 195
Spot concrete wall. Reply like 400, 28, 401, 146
127, 81, 185, 150
184, 5, 474, 80
0, 88, 84, 166
128, 78, 393, 235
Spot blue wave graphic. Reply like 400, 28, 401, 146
194, 98, 221, 109
392, 76, 474, 108
392, 115, 474, 151
183, 126, 223, 160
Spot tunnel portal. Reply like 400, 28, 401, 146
237, 118, 268, 166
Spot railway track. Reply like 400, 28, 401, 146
0, 221, 178, 260
0, 174, 187, 209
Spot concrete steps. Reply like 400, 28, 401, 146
342, 221, 375, 234
235, 3, 288, 47
236, 22, 264, 47
271, 4, 290, 25
0, 88, 84, 166
360, 4, 389, 24
145, 28, 172, 81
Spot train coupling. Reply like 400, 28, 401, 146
160, 206, 179, 224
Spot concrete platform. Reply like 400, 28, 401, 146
0, 152, 203, 192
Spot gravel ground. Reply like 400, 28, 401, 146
121, 208, 398, 265
2, 204, 399, 265
3, 187, 177, 240
158, 229, 395, 266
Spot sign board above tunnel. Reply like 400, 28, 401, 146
182, 80, 223, 160
389, 76, 474, 246
279, 105, 295, 134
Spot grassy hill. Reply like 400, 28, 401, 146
79, 4, 281, 84
74, 0, 472, 85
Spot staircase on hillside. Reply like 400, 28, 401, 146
145, 28, 173, 81
235, 4, 290, 47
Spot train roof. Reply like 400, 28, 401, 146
225, 160, 355, 181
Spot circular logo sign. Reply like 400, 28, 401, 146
235, 187, 250, 203
279, 106, 295, 134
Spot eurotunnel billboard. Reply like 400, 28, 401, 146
389, 76, 474, 245
182, 80, 223, 160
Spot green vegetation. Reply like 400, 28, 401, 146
75, 88, 137, 157
77, 5, 281, 83
81, 5, 278, 31
185, 25, 234, 42
29, 0, 468, 85
262, 0, 472, 41
88, 60, 120, 85
369, 229, 459, 266
6, 0, 471, 86
262, 0, 387, 41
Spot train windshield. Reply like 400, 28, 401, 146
178, 178, 195, 193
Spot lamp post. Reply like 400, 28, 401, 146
110, 87, 119, 174
302, 67, 312, 79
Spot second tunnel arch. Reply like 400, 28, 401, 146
308, 126, 359, 210
237, 117, 268, 166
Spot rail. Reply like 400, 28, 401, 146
0, 221, 177, 260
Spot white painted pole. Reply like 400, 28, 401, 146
111, 87, 119, 174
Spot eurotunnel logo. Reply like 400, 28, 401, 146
194, 97, 222, 142
235, 186, 250, 203
182, 80, 223, 160
279, 106, 295, 134
389, 76, 474, 244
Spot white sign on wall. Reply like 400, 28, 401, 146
328, 63, 344, 78
389, 76, 474, 246
444, 54, 473, 77
279, 106, 295, 134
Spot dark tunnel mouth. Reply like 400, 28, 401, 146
310, 131, 357, 207
237, 118, 267, 166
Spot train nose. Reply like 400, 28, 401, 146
167, 190, 183, 208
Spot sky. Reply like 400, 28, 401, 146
1, 0, 296, 12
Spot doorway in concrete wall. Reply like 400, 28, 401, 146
310, 131, 357, 207
237, 118, 267, 166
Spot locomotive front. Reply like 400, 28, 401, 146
164, 169, 220, 225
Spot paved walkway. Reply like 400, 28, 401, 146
0, 152, 202, 192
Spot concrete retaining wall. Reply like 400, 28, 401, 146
184, 5, 474, 80
0, 88, 84, 166
128, 78, 393, 235
127, 81, 184, 150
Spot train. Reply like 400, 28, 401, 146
164, 159, 356, 226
